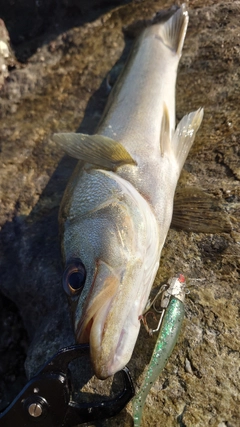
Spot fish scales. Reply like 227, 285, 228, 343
53, 5, 203, 379
99, 30, 177, 149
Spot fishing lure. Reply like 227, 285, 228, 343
132, 274, 186, 426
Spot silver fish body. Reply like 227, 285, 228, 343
53, 5, 203, 379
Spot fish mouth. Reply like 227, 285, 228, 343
77, 302, 140, 379
75, 262, 140, 379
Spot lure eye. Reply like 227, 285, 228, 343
62, 258, 86, 296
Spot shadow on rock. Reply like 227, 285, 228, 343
0, 30, 136, 415
0, 0, 131, 62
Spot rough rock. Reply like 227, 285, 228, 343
0, 1, 239, 426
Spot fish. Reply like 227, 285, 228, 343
53, 5, 203, 379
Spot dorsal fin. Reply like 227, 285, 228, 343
159, 103, 171, 156
172, 186, 232, 233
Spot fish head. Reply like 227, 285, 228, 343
64, 256, 145, 379
61, 170, 160, 379
62, 234, 156, 379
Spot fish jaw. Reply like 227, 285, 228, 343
75, 259, 119, 346
75, 258, 155, 379
91, 306, 141, 379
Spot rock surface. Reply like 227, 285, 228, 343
0, 0, 239, 426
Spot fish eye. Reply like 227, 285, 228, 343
62, 258, 86, 296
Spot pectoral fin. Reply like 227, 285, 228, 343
172, 187, 232, 233
53, 133, 136, 171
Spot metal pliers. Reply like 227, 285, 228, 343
0, 344, 135, 426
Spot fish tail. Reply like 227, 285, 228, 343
160, 4, 189, 56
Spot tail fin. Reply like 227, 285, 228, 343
160, 4, 189, 56
172, 108, 204, 170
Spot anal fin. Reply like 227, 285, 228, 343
173, 108, 204, 170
